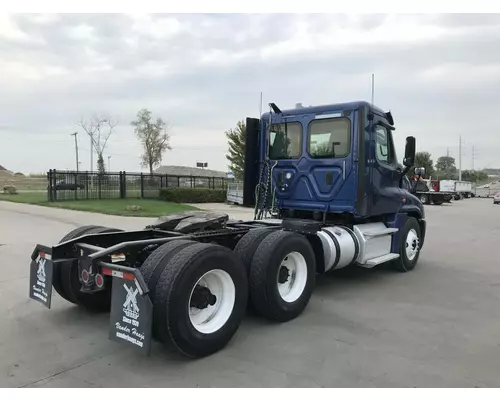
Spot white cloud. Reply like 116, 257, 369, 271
0, 13, 499, 174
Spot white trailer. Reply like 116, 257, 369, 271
439, 180, 473, 200
226, 182, 244, 205
439, 180, 456, 193
455, 181, 473, 199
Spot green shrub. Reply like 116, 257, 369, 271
159, 188, 226, 203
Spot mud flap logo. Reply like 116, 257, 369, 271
37, 259, 46, 283
123, 284, 139, 320
29, 253, 53, 309
109, 276, 152, 356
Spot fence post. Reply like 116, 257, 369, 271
84, 171, 88, 200
98, 172, 102, 199
47, 170, 52, 201
191, 175, 194, 188
118, 172, 122, 198
52, 169, 58, 202
123, 171, 127, 198
74, 171, 78, 201
140, 173, 144, 198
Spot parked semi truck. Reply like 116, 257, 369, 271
29, 100, 426, 359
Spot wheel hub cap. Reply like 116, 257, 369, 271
405, 229, 420, 261
276, 252, 308, 303
278, 266, 290, 284
188, 269, 236, 334
190, 285, 217, 309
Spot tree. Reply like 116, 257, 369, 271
407, 151, 435, 178
225, 120, 246, 180
79, 114, 117, 175
435, 156, 457, 179
461, 170, 488, 183
131, 109, 172, 175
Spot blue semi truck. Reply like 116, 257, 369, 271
28, 100, 426, 359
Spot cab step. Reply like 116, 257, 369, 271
363, 253, 400, 267
363, 228, 398, 239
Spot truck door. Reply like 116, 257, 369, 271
270, 112, 357, 212
369, 116, 404, 216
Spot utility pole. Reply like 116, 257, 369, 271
70, 132, 79, 172
458, 135, 465, 181
108, 155, 111, 172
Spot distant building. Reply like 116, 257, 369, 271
154, 165, 230, 179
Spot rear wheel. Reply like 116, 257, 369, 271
234, 228, 275, 275
249, 230, 316, 322
60, 226, 123, 312
54, 225, 103, 304
152, 243, 248, 358
419, 194, 429, 205
139, 239, 198, 337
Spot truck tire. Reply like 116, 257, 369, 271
54, 225, 103, 304
393, 217, 422, 272
249, 230, 316, 322
233, 228, 275, 275
419, 194, 429, 205
153, 242, 248, 358
60, 226, 123, 312
139, 239, 198, 337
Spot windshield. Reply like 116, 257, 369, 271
268, 122, 302, 160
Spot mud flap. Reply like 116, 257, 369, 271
29, 247, 54, 309
107, 267, 153, 356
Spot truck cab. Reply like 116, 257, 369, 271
244, 101, 425, 226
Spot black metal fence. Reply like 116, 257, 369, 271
47, 169, 231, 202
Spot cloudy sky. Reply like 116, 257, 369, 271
1, 13, 499, 174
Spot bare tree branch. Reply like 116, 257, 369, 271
78, 113, 117, 174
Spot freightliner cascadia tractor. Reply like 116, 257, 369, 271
29, 100, 426, 359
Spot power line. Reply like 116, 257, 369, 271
471, 144, 478, 171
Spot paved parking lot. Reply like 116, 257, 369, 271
1, 199, 500, 387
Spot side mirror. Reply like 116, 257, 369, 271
403, 136, 416, 167
415, 167, 425, 176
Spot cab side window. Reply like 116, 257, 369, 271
375, 125, 394, 164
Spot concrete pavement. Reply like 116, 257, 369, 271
1, 199, 500, 387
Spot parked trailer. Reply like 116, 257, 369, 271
455, 181, 473, 199
439, 180, 473, 200
226, 182, 243, 205
29, 100, 427, 359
